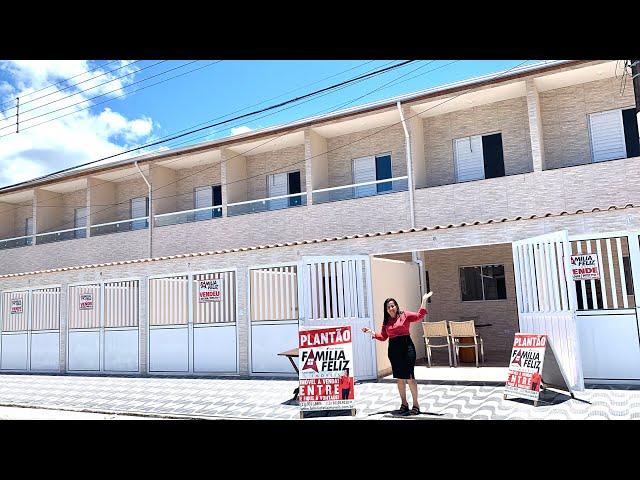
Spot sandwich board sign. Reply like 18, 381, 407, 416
298, 325, 355, 418
198, 279, 222, 303
504, 333, 573, 406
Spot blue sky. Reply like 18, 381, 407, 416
0, 59, 540, 187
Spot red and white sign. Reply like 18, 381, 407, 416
505, 333, 546, 402
198, 279, 222, 303
10, 298, 23, 315
79, 293, 94, 310
570, 253, 600, 280
298, 325, 354, 411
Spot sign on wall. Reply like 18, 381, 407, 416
79, 293, 94, 310
198, 279, 222, 303
298, 325, 355, 412
570, 253, 600, 280
10, 298, 23, 315
505, 333, 546, 402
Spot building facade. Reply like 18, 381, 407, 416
0, 60, 638, 385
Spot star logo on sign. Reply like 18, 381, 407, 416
302, 349, 319, 372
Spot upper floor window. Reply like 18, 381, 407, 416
194, 185, 222, 220
130, 196, 148, 231
352, 153, 392, 197
25, 217, 33, 246
589, 107, 640, 163
266, 171, 302, 209
74, 207, 87, 239
454, 132, 505, 183
459, 264, 507, 301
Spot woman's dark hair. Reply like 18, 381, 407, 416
383, 298, 402, 327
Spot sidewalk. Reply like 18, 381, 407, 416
0, 374, 637, 420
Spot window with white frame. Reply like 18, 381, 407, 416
589, 107, 640, 162
352, 153, 392, 197
194, 185, 222, 220
459, 264, 507, 301
454, 132, 505, 182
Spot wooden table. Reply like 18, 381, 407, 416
278, 348, 299, 400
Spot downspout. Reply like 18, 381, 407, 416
397, 101, 425, 295
135, 161, 153, 258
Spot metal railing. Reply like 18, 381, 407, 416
154, 205, 223, 228
227, 192, 307, 217
312, 176, 408, 205
90, 217, 149, 237
35, 226, 87, 245
0, 234, 33, 250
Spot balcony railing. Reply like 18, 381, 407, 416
36, 226, 87, 245
0, 234, 33, 250
227, 192, 307, 217
155, 205, 223, 228
90, 217, 149, 237
312, 176, 409, 205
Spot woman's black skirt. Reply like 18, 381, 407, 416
388, 335, 416, 379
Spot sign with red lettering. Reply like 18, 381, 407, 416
298, 325, 354, 411
505, 333, 546, 402
79, 293, 94, 310
570, 253, 600, 280
198, 279, 222, 303
10, 298, 23, 315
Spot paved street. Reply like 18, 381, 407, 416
0, 373, 637, 420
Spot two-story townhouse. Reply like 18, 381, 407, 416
0, 59, 638, 389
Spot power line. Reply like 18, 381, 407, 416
0, 59, 122, 110
0, 60, 142, 116
0, 60, 174, 129
0, 60, 420, 231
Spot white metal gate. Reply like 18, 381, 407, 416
299, 255, 377, 380
569, 231, 640, 381
249, 264, 299, 374
67, 280, 140, 373
148, 270, 237, 374
512, 231, 584, 391
1, 287, 60, 372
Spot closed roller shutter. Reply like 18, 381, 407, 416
454, 135, 485, 182
589, 109, 627, 162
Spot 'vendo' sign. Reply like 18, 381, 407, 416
10, 298, 23, 315
570, 253, 600, 280
79, 293, 94, 310
198, 279, 222, 303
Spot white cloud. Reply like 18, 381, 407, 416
0, 60, 156, 187
231, 126, 253, 135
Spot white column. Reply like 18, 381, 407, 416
526, 78, 546, 172
304, 128, 328, 206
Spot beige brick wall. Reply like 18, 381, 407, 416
540, 77, 636, 170
423, 244, 518, 363
115, 177, 148, 221
11, 203, 33, 238
326, 124, 406, 188
61, 189, 88, 230
175, 165, 222, 212
423, 97, 533, 187
245, 145, 306, 201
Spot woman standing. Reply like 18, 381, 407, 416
362, 291, 433, 416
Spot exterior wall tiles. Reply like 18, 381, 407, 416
326, 124, 406, 188
423, 97, 533, 187
540, 77, 635, 169
116, 177, 149, 221
245, 145, 306, 201
175, 165, 222, 212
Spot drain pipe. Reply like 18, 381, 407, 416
397, 101, 425, 295
135, 161, 153, 258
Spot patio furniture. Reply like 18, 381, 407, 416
448, 320, 485, 367
278, 348, 299, 401
421, 321, 453, 367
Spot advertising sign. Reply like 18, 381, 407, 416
198, 279, 222, 303
10, 298, 23, 315
570, 253, 600, 280
298, 325, 354, 412
505, 333, 546, 402
79, 293, 94, 310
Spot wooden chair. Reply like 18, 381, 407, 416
448, 320, 485, 367
421, 321, 453, 367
